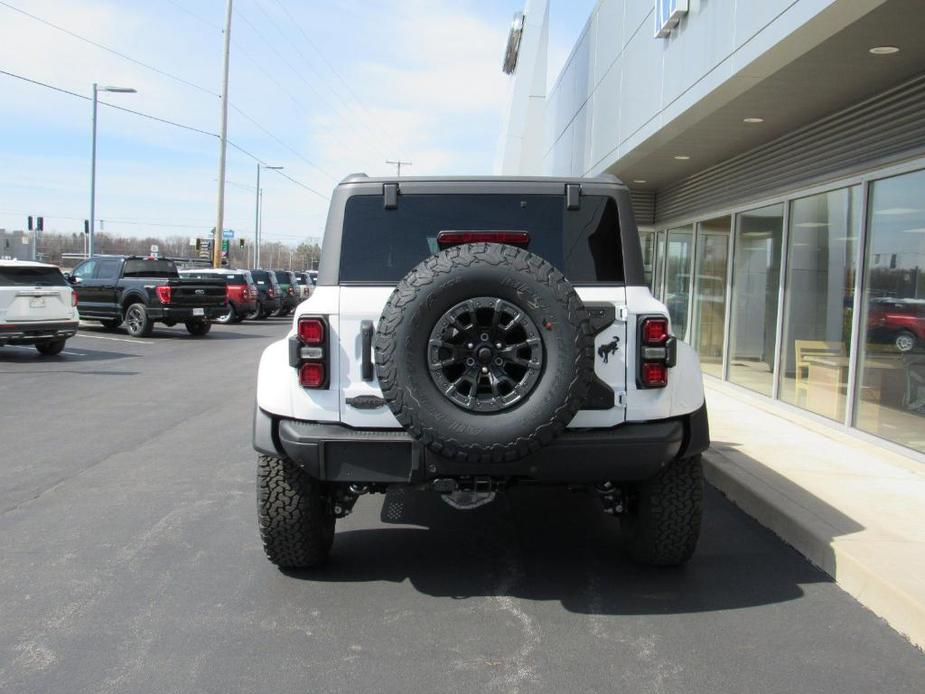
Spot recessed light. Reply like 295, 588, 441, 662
869, 46, 899, 55
633, 179, 647, 184
743, 117, 764, 123
673, 155, 690, 160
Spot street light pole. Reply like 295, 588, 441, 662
89, 83, 136, 257
254, 164, 282, 268
213, 0, 233, 269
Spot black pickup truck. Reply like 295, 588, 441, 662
68, 256, 227, 337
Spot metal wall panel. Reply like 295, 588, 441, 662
655, 73, 925, 224
630, 188, 656, 225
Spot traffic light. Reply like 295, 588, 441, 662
239, 238, 245, 248
36, 217, 44, 231
27, 216, 33, 231
84, 220, 89, 234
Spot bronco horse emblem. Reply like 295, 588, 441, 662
597, 335, 621, 364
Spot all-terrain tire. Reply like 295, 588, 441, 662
623, 455, 703, 566
375, 242, 594, 463
257, 455, 334, 568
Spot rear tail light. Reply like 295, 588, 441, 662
288, 286, 294, 296
267, 288, 275, 298
638, 316, 674, 389
155, 285, 172, 304
291, 316, 328, 389
298, 362, 325, 388
642, 318, 668, 344
71, 290, 78, 307
641, 361, 668, 387
298, 318, 325, 344
437, 230, 530, 248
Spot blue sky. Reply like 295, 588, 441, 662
0, 0, 595, 245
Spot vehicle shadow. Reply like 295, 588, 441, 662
0, 346, 138, 364
284, 484, 834, 616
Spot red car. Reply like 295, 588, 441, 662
180, 268, 258, 324
867, 298, 925, 352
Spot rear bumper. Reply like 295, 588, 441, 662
259, 297, 282, 312
147, 305, 227, 321
0, 320, 78, 345
254, 404, 710, 484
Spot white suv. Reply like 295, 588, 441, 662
0, 260, 79, 356
253, 175, 709, 570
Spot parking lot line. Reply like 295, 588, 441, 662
74, 333, 154, 345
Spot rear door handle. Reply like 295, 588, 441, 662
360, 320, 374, 381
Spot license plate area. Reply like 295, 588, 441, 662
29, 297, 46, 309
192, 308, 205, 316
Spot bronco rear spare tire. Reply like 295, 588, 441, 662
375, 243, 594, 463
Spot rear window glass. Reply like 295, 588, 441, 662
339, 194, 623, 283
251, 270, 270, 284
271, 272, 290, 284
0, 266, 67, 286
123, 259, 178, 278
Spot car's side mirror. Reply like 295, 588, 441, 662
68, 275, 81, 285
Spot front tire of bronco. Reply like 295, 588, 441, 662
623, 455, 703, 567
257, 455, 335, 568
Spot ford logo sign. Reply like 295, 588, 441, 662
195, 289, 205, 295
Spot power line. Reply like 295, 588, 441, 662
1, 0, 339, 187
232, 3, 391, 162
162, 0, 219, 31
265, 0, 397, 145
0, 68, 330, 201
0, 0, 220, 98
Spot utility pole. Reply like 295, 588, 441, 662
254, 164, 282, 268
213, 0, 233, 268
386, 160, 412, 177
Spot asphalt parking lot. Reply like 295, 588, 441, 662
0, 318, 922, 693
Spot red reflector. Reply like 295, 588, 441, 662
436, 230, 530, 247
642, 318, 668, 344
155, 285, 172, 304
642, 361, 668, 387
299, 362, 325, 388
298, 318, 325, 345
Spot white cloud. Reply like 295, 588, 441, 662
0, 0, 516, 243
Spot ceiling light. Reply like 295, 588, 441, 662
875, 207, 920, 216
633, 179, 647, 184
869, 46, 900, 55
795, 222, 828, 228
673, 155, 690, 160
743, 117, 764, 123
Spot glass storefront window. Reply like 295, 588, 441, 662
778, 188, 860, 421
664, 226, 694, 340
691, 216, 731, 378
855, 169, 925, 453
728, 204, 785, 396
640, 231, 656, 291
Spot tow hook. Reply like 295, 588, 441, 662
595, 481, 625, 515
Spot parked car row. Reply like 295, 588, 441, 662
0, 256, 316, 354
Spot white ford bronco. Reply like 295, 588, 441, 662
253, 175, 709, 569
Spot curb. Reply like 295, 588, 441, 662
702, 448, 925, 651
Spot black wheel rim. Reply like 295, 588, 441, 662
427, 296, 543, 412
126, 306, 143, 334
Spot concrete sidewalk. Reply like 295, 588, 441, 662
701, 380, 925, 650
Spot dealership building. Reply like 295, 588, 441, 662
499, 0, 925, 458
